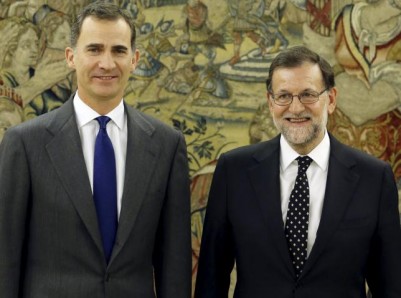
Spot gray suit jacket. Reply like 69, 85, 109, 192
0, 98, 191, 297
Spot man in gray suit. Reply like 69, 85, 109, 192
0, 2, 191, 297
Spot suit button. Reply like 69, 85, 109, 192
105, 273, 110, 282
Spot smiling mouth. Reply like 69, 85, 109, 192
94, 76, 117, 80
286, 117, 310, 123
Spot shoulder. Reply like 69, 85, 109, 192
7, 107, 55, 134
4, 100, 72, 145
220, 135, 280, 165
330, 134, 391, 171
1, 111, 53, 158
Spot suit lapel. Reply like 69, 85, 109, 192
45, 100, 103, 254
110, 105, 159, 262
301, 136, 360, 277
248, 136, 295, 276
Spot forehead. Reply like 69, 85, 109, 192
77, 16, 131, 47
271, 62, 324, 90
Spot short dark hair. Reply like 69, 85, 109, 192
70, 1, 136, 50
265, 46, 335, 92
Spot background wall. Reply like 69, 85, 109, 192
1, 0, 400, 296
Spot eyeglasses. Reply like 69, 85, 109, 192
269, 88, 328, 106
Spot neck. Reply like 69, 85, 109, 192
78, 92, 122, 115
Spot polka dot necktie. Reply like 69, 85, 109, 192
285, 155, 313, 278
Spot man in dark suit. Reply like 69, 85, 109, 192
195, 46, 401, 297
0, 2, 191, 297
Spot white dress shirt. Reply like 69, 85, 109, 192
279, 131, 330, 256
73, 94, 127, 219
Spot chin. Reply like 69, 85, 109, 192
284, 127, 315, 144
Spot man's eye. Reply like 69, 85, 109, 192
300, 92, 318, 98
277, 94, 292, 100
114, 47, 128, 54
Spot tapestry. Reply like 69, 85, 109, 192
0, 1, 400, 296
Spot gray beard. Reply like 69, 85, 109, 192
272, 104, 328, 147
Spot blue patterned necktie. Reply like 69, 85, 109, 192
285, 156, 313, 278
93, 116, 117, 263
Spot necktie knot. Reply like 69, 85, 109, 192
96, 116, 111, 130
296, 156, 312, 174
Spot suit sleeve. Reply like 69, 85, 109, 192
153, 132, 192, 298
0, 129, 31, 297
366, 164, 401, 297
195, 154, 235, 298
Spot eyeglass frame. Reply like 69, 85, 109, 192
268, 88, 329, 106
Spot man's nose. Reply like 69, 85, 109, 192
98, 52, 116, 69
288, 96, 306, 114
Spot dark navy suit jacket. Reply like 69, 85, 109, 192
195, 134, 401, 298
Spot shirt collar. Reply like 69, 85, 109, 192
73, 93, 125, 130
280, 131, 330, 172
